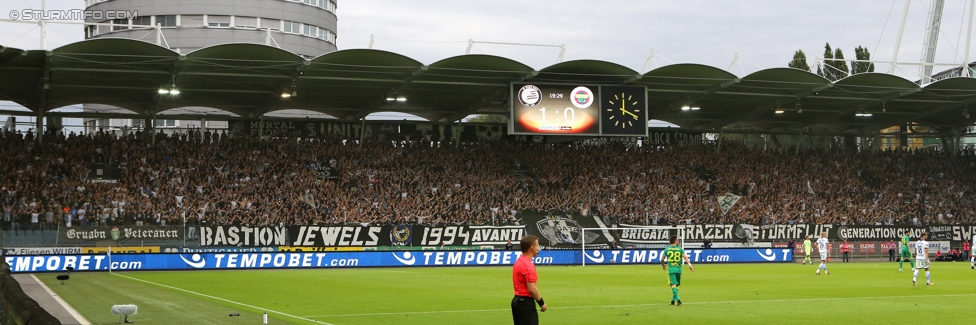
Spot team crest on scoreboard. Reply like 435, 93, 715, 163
518, 85, 542, 107
570, 86, 594, 109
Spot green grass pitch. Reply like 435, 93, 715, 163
35, 261, 974, 325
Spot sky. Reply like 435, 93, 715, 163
2, 0, 975, 128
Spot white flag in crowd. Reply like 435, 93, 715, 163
299, 194, 317, 208
718, 193, 741, 215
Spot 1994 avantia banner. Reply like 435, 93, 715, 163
5, 248, 793, 273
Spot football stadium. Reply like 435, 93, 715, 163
2, 1, 976, 324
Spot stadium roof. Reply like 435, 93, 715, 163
2, 38, 976, 134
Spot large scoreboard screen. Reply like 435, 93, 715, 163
510, 83, 647, 136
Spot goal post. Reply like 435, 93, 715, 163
580, 226, 685, 266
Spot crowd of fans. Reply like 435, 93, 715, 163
2, 128, 975, 233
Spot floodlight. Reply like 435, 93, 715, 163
775, 110, 785, 114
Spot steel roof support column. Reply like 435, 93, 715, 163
200, 118, 207, 143
964, 0, 975, 77
359, 118, 366, 145
35, 51, 52, 144
148, 114, 156, 146
763, 134, 768, 153
36, 108, 44, 144
900, 124, 908, 148
455, 119, 462, 147
889, 0, 913, 74
716, 127, 725, 153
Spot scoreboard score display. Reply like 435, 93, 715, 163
510, 83, 647, 136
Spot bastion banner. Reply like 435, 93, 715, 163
57, 226, 184, 244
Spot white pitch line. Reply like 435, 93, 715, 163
29, 274, 92, 325
301, 293, 976, 318
111, 273, 334, 325
306, 308, 511, 317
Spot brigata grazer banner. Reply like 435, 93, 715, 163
57, 226, 183, 244
5, 248, 793, 273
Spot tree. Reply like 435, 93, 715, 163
788, 49, 811, 72
466, 114, 507, 123
830, 48, 850, 80
851, 46, 875, 75
816, 43, 834, 80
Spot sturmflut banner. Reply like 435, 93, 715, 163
5, 248, 793, 273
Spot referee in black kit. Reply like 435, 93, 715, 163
512, 235, 548, 325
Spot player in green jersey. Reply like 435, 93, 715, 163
662, 235, 694, 306
803, 235, 813, 265
899, 230, 915, 272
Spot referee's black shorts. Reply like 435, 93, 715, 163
511, 295, 538, 325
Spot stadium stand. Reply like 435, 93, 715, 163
1, 128, 974, 236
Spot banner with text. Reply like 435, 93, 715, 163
199, 226, 288, 247
2, 247, 82, 256
230, 120, 508, 142
5, 248, 792, 273
57, 226, 183, 244
287, 225, 524, 247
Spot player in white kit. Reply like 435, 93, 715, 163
970, 234, 975, 270
815, 231, 830, 275
913, 232, 932, 286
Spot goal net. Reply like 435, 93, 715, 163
580, 226, 685, 266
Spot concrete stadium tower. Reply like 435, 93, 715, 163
81, 0, 338, 133
84, 0, 337, 57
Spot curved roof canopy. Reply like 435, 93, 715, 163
2, 38, 975, 133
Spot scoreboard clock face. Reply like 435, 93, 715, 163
599, 86, 647, 136
511, 83, 600, 135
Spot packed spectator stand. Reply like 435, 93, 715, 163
2, 128, 975, 235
